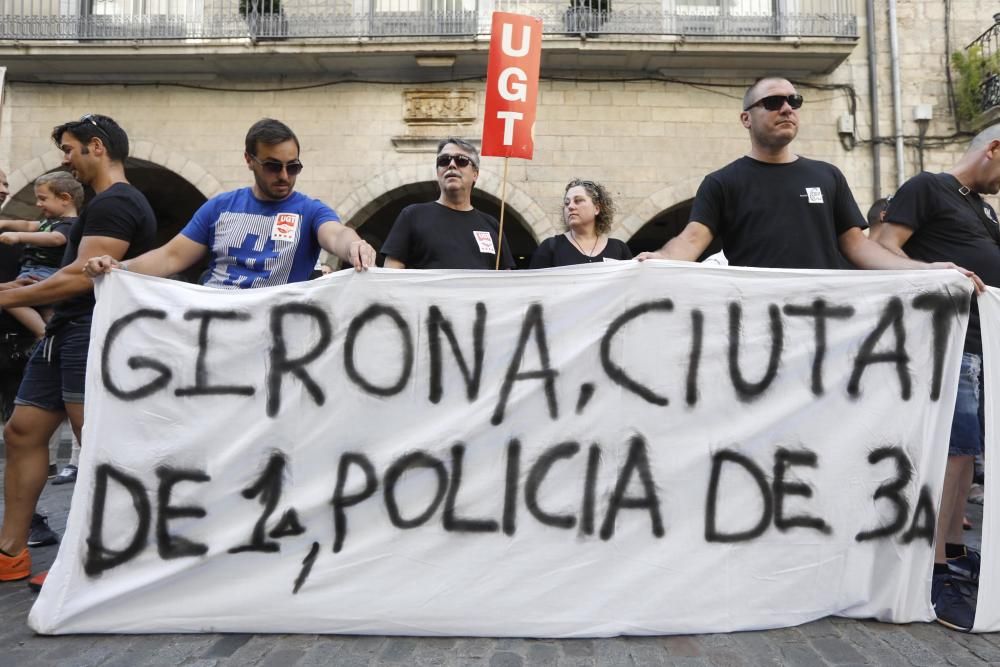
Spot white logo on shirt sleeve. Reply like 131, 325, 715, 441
474, 231, 496, 254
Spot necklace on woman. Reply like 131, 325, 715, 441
569, 230, 600, 261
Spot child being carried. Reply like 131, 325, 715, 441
0, 171, 82, 338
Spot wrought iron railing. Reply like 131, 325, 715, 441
968, 14, 1000, 114
0, 0, 857, 41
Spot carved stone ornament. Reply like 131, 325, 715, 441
403, 90, 477, 125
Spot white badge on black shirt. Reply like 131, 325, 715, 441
474, 231, 496, 254
804, 187, 824, 204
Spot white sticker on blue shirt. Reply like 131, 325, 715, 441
271, 213, 301, 242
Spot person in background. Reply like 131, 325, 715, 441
382, 138, 514, 270
866, 196, 890, 241
0, 172, 82, 339
876, 125, 1000, 632
530, 179, 632, 268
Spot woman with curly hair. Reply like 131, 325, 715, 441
530, 179, 633, 268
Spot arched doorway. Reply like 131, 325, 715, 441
124, 159, 208, 281
125, 159, 205, 245
627, 199, 722, 261
352, 182, 538, 269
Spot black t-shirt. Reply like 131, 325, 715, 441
0, 244, 24, 334
690, 156, 866, 269
22, 216, 74, 269
381, 202, 515, 270
529, 234, 633, 268
885, 171, 1000, 354
0, 243, 22, 281
48, 183, 157, 333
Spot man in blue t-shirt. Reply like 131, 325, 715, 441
86, 119, 375, 285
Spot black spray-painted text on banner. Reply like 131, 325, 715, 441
100, 292, 968, 418
84, 437, 935, 594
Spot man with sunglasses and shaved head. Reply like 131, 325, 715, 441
637, 77, 978, 280
86, 118, 375, 286
381, 137, 514, 270
0, 114, 157, 587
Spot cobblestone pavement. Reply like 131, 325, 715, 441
0, 457, 995, 667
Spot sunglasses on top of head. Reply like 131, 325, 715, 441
743, 94, 804, 112
567, 179, 598, 191
76, 114, 112, 141
249, 153, 304, 176
436, 154, 475, 169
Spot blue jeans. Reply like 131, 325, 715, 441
16, 262, 58, 282
949, 352, 984, 457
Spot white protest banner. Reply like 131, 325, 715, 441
973, 287, 1000, 633
29, 263, 978, 636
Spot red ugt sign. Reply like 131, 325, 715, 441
481, 12, 542, 159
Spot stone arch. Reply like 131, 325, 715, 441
616, 175, 703, 240
337, 165, 556, 242
1, 139, 224, 210
128, 140, 225, 200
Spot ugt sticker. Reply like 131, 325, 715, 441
271, 213, 300, 242
474, 231, 496, 254
805, 187, 824, 204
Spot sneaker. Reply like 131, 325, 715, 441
948, 547, 981, 584
51, 464, 77, 486
932, 572, 975, 632
0, 547, 30, 581
47, 464, 57, 480
27, 513, 59, 548
27, 570, 47, 592
969, 483, 985, 505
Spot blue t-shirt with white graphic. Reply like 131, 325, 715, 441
181, 188, 340, 289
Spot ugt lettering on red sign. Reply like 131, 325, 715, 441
481, 12, 542, 159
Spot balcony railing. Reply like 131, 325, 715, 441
968, 14, 1000, 115
0, 0, 857, 42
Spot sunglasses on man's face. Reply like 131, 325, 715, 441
436, 154, 475, 169
249, 153, 304, 176
744, 94, 804, 112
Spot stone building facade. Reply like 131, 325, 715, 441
0, 0, 997, 266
